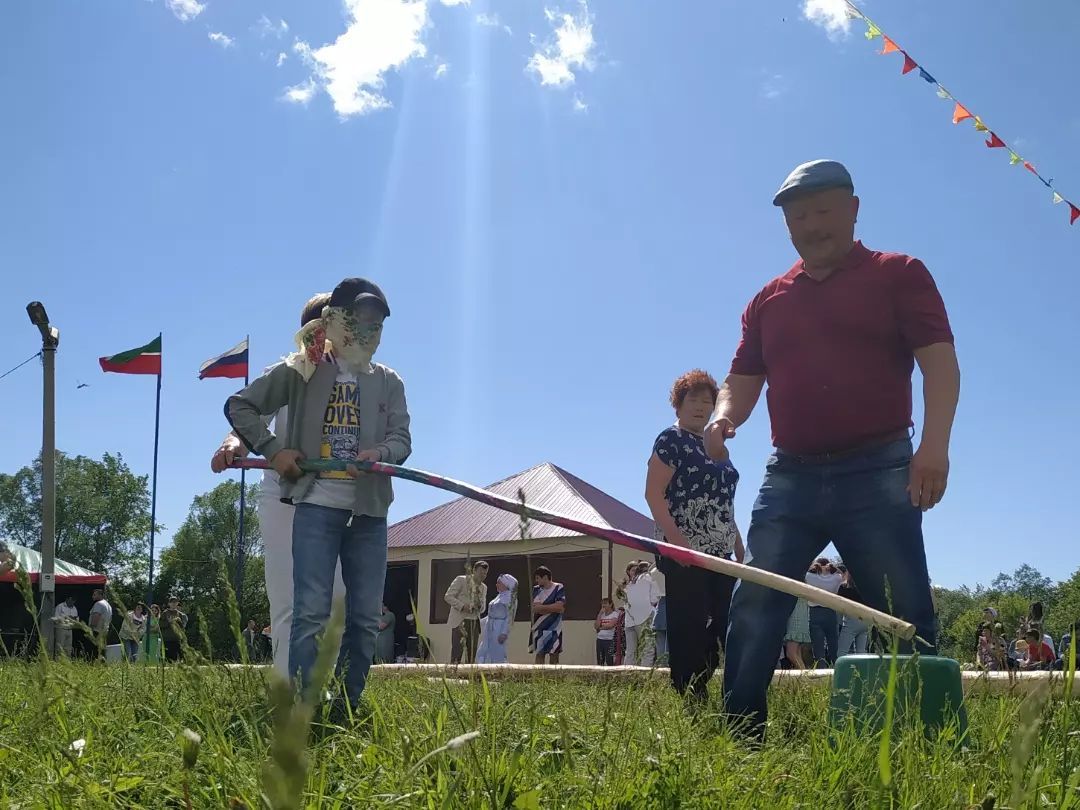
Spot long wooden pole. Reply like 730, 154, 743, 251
230, 458, 916, 640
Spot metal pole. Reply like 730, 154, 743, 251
145, 341, 162, 658
234, 342, 249, 618
39, 344, 56, 657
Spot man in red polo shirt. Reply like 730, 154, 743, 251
707, 159, 960, 739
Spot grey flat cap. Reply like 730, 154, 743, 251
772, 159, 854, 206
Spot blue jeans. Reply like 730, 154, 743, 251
809, 606, 839, 667
838, 616, 869, 655
289, 504, 387, 706
723, 439, 936, 736
123, 639, 140, 662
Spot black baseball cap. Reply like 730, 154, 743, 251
329, 278, 390, 318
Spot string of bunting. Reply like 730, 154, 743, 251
841, 0, 1078, 227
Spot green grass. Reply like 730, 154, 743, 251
1, 655, 1078, 809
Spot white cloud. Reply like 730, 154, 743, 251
476, 12, 512, 35
287, 0, 429, 117
276, 52, 288, 67
434, 62, 449, 78
802, 0, 859, 39
527, 4, 595, 88
166, 0, 206, 22
208, 32, 234, 48
283, 78, 317, 105
255, 15, 290, 38
761, 73, 786, 100
440, 0, 469, 5
572, 94, 587, 112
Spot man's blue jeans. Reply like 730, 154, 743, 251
723, 439, 937, 736
289, 503, 387, 707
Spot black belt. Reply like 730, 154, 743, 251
780, 429, 911, 465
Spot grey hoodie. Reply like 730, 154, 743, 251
226, 360, 411, 518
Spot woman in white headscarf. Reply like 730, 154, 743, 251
477, 574, 517, 664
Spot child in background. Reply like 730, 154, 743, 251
595, 597, 620, 666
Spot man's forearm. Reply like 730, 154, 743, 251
713, 374, 766, 427
915, 343, 960, 446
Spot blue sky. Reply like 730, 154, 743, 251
1, 0, 1077, 589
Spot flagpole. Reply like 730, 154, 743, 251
235, 335, 249, 619
145, 333, 162, 659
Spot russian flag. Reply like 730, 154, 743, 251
199, 339, 249, 380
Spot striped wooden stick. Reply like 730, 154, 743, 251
230, 458, 916, 640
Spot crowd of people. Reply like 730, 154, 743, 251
975, 603, 1077, 672
50, 591, 191, 662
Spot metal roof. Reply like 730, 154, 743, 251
388, 462, 654, 548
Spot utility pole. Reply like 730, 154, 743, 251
26, 302, 59, 658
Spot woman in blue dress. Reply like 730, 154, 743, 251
644, 369, 744, 703
477, 574, 517, 664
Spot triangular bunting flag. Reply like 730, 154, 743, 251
1023, 161, 1037, 175
973, 117, 988, 132
865, 22, 882, 39
901, 54, 918, 74
936, 87, 951, 100
985, 133, 1005, 148
951, 103, 973, 124
1070, 204, 1080, 225
1009, 152, 1021, 165
918, 68, 936, 84
880, 36, 900, 54
845, 5, 863, 20
1052, 192, 1065, 204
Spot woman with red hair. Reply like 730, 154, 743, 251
644, 370, 744, 705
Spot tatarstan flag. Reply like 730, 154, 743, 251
99, 336, 162, 375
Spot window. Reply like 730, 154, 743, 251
429, 550, 603, 624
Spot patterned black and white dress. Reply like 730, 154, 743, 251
652, 426, 739, 556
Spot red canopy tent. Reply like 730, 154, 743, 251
0, 544, 106, 585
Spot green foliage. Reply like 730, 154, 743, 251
157, 480, 267, 660
0, 451, 153, 580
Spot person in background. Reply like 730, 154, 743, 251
145, 604, 162, 663
650, 561, 668, 665
714, 160, 958, 738
375, 604, 396, 664
1056, 619, 1076, 671
53, 595, 79, 658
836, 565, 868, 656
806, 559, 843, 667
119, 603, 147, 662
595, 597, 620, 666
87, 589, 113, 658
243, 619, 260, 662
445, 561, 489, 664
477, 574, 517, 664
975, 606, 999, 656
783, 597, 811, 669
1020, 628, 1056, 671
0, 541, 15, 576
621, 561, 659, 667
211, 292, 347, 678
1027, 602, 1056, 652
976, 623, 1006, 671
161, 596, 189, 663
529, 566, 565, 665
644, 369, 744, 700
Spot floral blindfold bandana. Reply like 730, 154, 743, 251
284, 304, 384, 380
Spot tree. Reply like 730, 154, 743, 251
990, 564, 1055, 605
158, 481, 266, 658
0, 451, 153, 581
